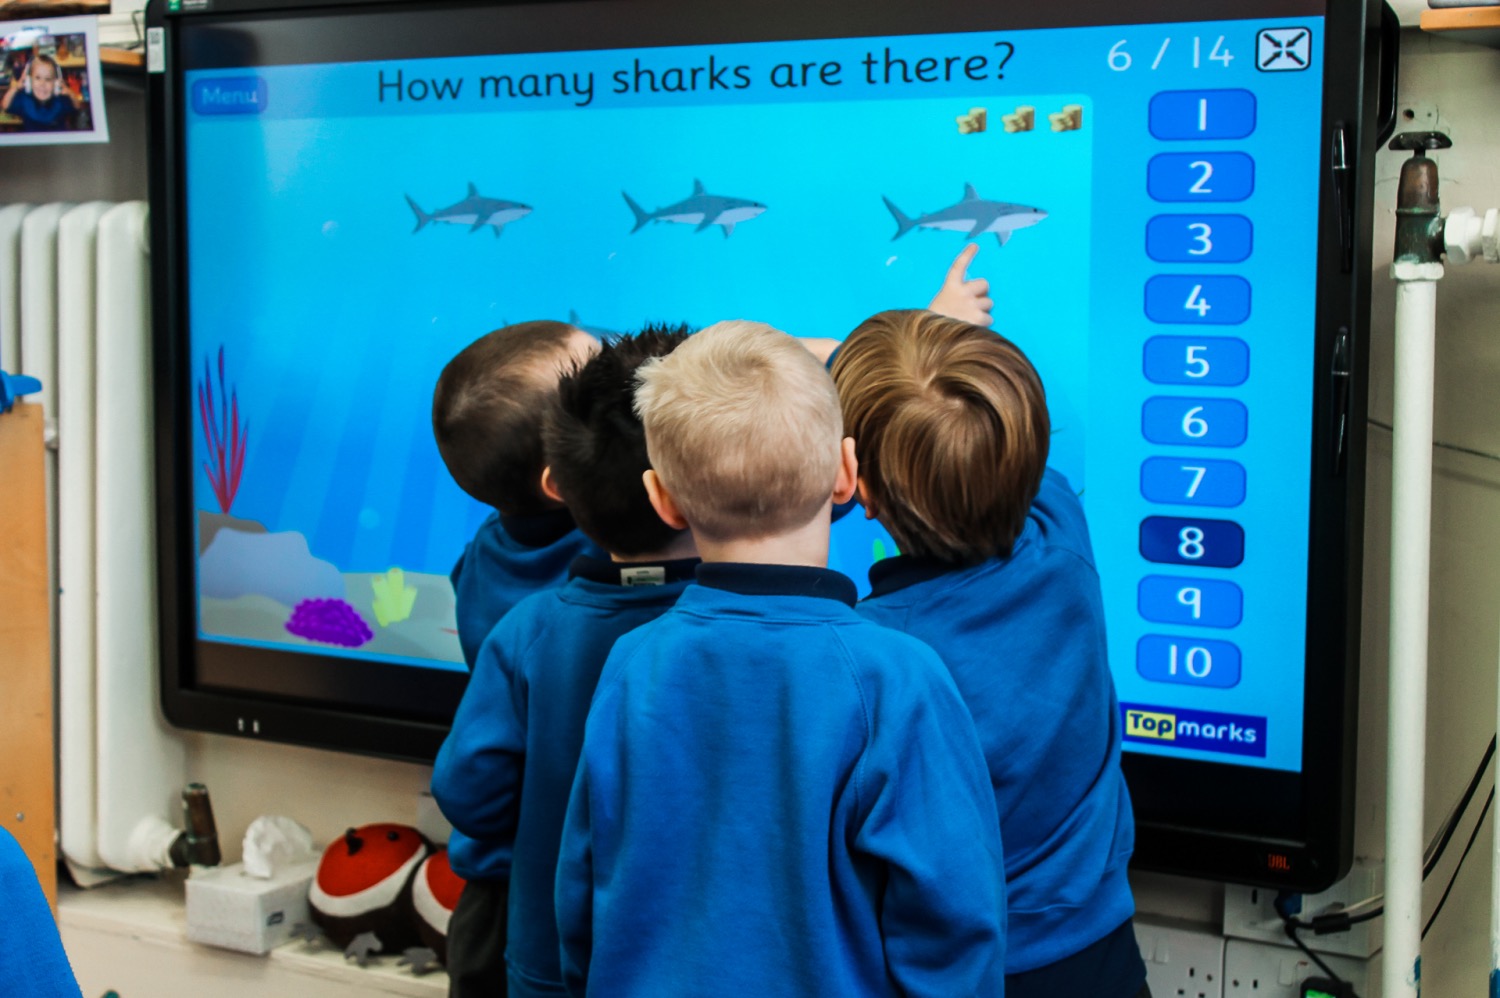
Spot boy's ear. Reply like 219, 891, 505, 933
855, 479, 878, 520
539, 466, 566, 505
643, 470, 690, 530
832, 437, 859, 506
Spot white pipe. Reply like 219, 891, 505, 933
1385, 271, 1439, 998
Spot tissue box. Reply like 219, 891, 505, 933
186, 860, 318, 955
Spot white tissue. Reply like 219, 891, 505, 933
242, 816, 318, 879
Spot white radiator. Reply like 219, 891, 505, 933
4, 200, 188, 881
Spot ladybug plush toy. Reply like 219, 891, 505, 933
410, 847, 467, 964
309, 823, 431, 953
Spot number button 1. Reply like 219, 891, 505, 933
1140, 515, 1245, 567
1140, 457, 1246, 507
1137, 635, 1242, 688
1148, 152, 1255, 202
1148, 89, 1257, 141
1138, 575, 1244, 627
1144, 336, 1248, 386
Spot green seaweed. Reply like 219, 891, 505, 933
872, 539, 900, 563
371, 567, 418, 627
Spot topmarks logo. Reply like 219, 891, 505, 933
1121, 703, 1268, 759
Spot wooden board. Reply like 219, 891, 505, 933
0, 402, 56, 907
1421, 6, 1500, 47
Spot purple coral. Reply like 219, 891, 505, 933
284, 598, 373, 648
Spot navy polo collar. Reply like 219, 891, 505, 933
569, 555, 701, 587
867, 554, 963, 599
696, 562, 858, 607
499, 507, 577, 548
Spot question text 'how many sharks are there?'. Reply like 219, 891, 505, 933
375, 40, 1021, 109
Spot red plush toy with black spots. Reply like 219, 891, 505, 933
309, 823, 431, 954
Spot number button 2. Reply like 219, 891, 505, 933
1145, 276, 1250, 325
1138, 575, 1244, 627
1140, 515, 1245, 567
1146, 215, 1253, 263
1144, 336, 1248, 386
1137, 635, 1242, 688
1148, 152, 1255, 202
1140, 457, 1246, 507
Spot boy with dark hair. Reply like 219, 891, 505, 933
555, 320, 1006, 998
831, 309, 1146, 998
432, 325, 699, 998
433, 319, 601, 668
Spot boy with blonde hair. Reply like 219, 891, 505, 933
832, 310, 1145, 998
555, 320, 1006, 998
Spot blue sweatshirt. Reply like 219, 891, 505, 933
8, 90, 76, 132
857, 468, 1138, 983
432, 555, 698, 993
0, 828, 82, 998
450, 508, 601, 668
556, 564, 1006, 998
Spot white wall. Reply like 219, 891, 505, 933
17, 27, 1500, 996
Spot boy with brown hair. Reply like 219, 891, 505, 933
831, 309, 1146, 998
555, 320, 1006, 998
432, 319, 601, 669
431, 318, 599, 997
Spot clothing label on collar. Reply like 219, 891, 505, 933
620, 566, 666, 587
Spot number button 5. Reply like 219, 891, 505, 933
1144, 336, 1248, 386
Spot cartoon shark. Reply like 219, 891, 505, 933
882, 184, 1047, 247
406, 183, 531, 238
622, 180, 766, 238
568, 310, 626, 341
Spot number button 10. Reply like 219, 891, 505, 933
1137, 635, 1242, 689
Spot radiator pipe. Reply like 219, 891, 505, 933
1384, 130, 1448, 998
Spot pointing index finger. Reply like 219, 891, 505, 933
944, 243, 981, 285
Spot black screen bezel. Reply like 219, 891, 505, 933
148, 0, 1372, 889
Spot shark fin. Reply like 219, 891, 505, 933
467, 181, 479, 198
493, 223, 503, 238
622, 191, 652, 234
405, 195, 433, 234
469, 218, 488, 234
569, 310, 581, 324
721, 222, 735, 238
695, 216, 715, 233
692, 178, 707, 195
882, 196, 917, 241
962, 183, 981, 201
995, 230, 1012, 247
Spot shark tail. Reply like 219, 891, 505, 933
405, 195, 433, 234
883, 197, 917, 241
622, 191, 652, 234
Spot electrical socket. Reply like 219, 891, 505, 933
1137, 918, 1225, 998
1221, 859, 1382, 960
1222, 939, 1368, 998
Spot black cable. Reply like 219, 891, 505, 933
1297, 735, 1495, 937
1425, 735, 1495, 880
1367, 418, 1500, 465
1423, 787, 1493, 939
1284, 919, 1356, 997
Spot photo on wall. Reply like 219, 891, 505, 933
0, 14, 107, 145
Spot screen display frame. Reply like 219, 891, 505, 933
148, 0, 1378, 890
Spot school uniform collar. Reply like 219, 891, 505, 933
696, 562, 858, 607
498, 507, 577, 548
569, 554, 701, 587
866, 554, 964, 598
